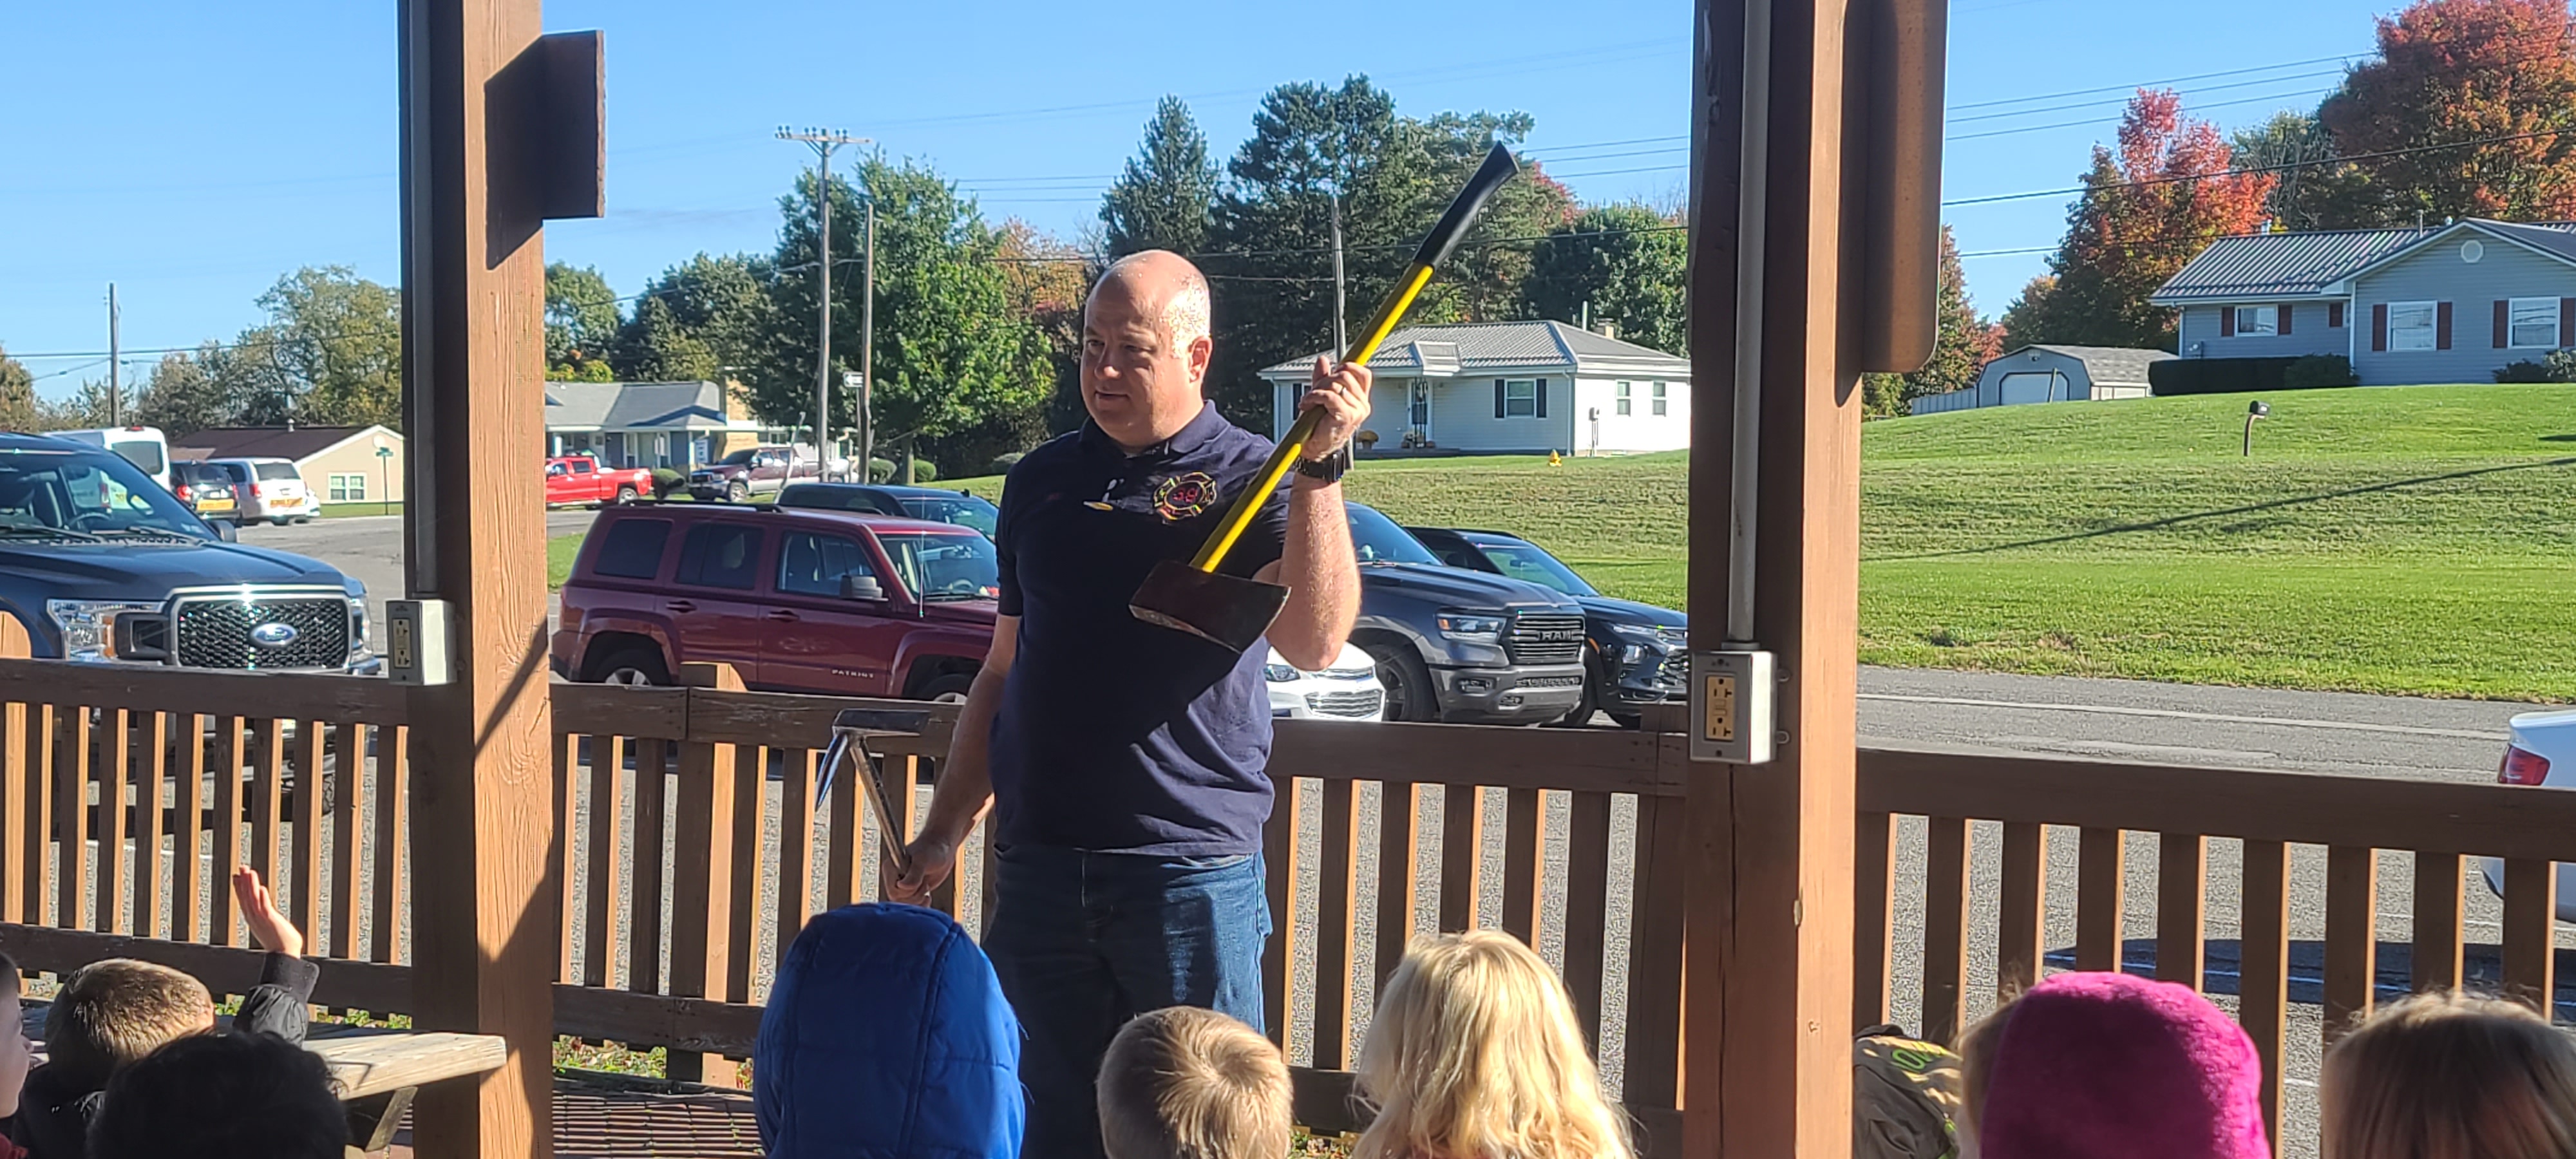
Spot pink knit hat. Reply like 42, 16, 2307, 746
1979, 972, 2270, 1159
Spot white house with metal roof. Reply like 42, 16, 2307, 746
1913, 344, 2173, 415
1258, 321, 1690, 455
542, 380, 766, 469
2150, 218, 2576, 386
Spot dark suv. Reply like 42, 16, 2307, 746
0, 433, 375, 673
776, 482, 999, 538
1406, 527, 1685, 728
551, 502, 996, 699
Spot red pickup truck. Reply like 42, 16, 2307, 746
550, 503, 997, 700
545, 455, 653, 507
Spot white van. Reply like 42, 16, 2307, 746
52, 426, 172, 492
206, 457, 315, 524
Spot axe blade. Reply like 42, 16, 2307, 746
1127, 560, 1289, 655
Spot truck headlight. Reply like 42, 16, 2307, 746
1607, 621, 1671, 647
348, 596, 371, 657
1435, 612, 1506, 641
45, 599, 164, 662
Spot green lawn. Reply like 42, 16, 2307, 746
549, 533, 583, 590
319, 502, 402, 518
957, 384, 2576, 701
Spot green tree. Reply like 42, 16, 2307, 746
0, 345, 35, 433
1861, 227, 1998, 418
612, 253, 779, 385
225, 267, 404, 428
756, 158, 1050, 454
1103, 97, 1219, 258
131, 346, 242, 437
545, 262, 621, 380
38, 379, 117, 430
1522, 203, 1688, 354
1998, 274, 2058, 352
2230, 111, 2395, 229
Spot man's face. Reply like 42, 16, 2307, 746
1083, 283, 1209, 449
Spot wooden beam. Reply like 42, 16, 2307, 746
398, 1, 578, 1154
666, 663, 741, 1086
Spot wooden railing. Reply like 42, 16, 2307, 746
1857, 746, 2576, 1153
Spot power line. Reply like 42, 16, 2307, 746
1946, 70, 2349, 126
1942, 126, 2576, 207
1947, 86, 2336, 142
1948, 53, 2364, 113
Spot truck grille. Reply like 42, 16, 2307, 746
1306, 689, 1385, 719
1659, 651, 1690, 686
1504, 613, 1586, 666
1516, 674, 1586, 690
173, 594, 350, 671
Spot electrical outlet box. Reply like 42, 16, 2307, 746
1689, 648, 1775, 764
385, 599, 452, 686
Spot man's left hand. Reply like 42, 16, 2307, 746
1302, 357, 1373, 458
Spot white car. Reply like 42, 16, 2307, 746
1265, 643, 1386, 722
2480, 708, 2576, 918
207, 457, 315, 524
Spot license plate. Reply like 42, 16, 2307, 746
198, 498, 235, 513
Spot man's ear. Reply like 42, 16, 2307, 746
1188, 333, 1213, 388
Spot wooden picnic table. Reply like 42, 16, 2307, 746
19, 999, 506, 1100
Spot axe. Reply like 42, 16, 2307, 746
817, 707, 934, 873
1130, 141, 1522, 652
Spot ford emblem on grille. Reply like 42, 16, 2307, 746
249, 621, 301, 648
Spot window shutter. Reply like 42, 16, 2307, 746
2329, 301, 2345, 328
2372, 303, 2388, 352
1495, 379, 1506, 419
1534, 378, 1548, 419
2278, 305, 2292, 335
2437, 301, 2453, 350
2220, 308, 2235, 337
2495, 299, 2510, 348
2562, 298, 2573, 347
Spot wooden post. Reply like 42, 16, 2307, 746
1685, 0, 1942, 1151
668, 663, 741, 1087
399, 4, 601, 1155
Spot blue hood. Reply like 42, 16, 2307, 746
757, 904, 1024, 1159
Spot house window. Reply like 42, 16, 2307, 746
1504, 379, 1537, 417
2389, 301, 2438, 352
2233, 305, 2278, 335
1615, 381, 1633, 416
2511, 297, 2561, 348
327, 473, 366, 503
1651, 381, 1669, 417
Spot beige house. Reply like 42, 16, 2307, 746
171, 424, 406, 505
544, 379, 769, 469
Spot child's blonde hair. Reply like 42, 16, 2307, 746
1097, 1006, 1291, 1159
1354, 931, 1631, 1159
46, 959, 215, 1088
2322, 990, 2576, 1159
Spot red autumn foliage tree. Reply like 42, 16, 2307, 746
2006, 90, 2277, 352
2320, 0, 2576, 221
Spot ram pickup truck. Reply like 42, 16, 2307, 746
0, 433, 376, 674
688, 445, 823, 503
1343, 504, 1589, 725
545, 455, 653, 507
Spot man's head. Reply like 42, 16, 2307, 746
1083, 250, 1214, 451
46, 957, 216, 1089
1097, 1006, 1291, 1159
90, 1032, 347, 1159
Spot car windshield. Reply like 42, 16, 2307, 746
898, 495, 1000, 538
717, 448, 759, 466
1347, 505, 1443, 565
1474, 541, 1598, 597
254, 462, 301, 482
111, 440, 166, 476
879, 531, 1001, 601
0, 447, 211, 539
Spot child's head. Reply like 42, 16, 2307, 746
1956, 971, 2267, 1159
44, 957, 215, 1088
0, 950, 25, 1119
1354, 931, 1630, 1159
2322, 990, 2576, 1159
1097, 1007, 1291, 1159
89, 1032, 347, 1159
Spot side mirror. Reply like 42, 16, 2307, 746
841, 574, 886, 601
212, 521, 238, 543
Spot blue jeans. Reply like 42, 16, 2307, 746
984, 845, 1271, 1159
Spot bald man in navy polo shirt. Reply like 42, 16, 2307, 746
888, 250, 1366, 1158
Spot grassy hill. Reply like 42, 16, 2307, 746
965, 384, 2576, 700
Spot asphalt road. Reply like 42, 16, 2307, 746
230, 510, 600, 630
251, 515, 2548, 1155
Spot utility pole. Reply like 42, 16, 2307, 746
106, 283, 120, 425
1329, 194, 1348, 355
776, 127, 868, 477
860, 197, 875, 474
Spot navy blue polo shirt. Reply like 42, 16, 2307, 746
987, 403, 1293, 857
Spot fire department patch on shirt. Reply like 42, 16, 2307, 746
1153, 471, 1218, 522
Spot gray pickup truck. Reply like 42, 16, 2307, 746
1343, 504, 1588, 724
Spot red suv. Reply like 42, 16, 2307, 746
552, 503, 997, 700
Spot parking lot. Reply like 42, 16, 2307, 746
231, 510, 600, 630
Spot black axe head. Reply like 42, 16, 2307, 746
1128, 560, 1290, 655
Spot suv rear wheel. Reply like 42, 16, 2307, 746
726, 480, 749, 504
587, 644, 671, 688
1358, 637, 1439, 723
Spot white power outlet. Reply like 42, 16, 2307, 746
1688, 648, 1775, 764
385, 599, 453, 686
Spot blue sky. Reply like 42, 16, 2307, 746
1, 0, 2397, 399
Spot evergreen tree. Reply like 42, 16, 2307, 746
1102, 97, 1218, 258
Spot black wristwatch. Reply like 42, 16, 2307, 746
1294, 443, 1352, 484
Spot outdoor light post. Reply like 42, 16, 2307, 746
375, 437, 393, 516
2244, 399, 2270, 456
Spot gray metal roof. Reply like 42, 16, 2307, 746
2148, 229, 2425, 304
543, 381, 735, 431
2006, 344, 2175, 386
1260, 321, 1689, 378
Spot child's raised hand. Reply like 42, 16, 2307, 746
232, 867, 305, 959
